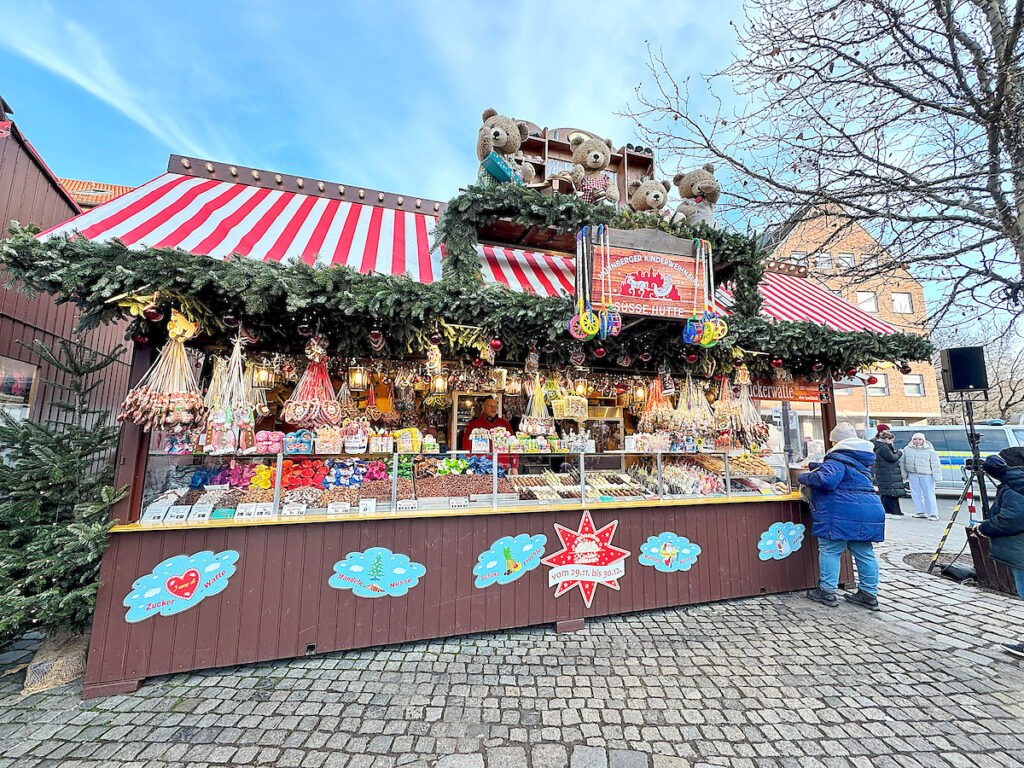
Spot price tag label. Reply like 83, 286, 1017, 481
327, 502, 351, 515
396, 499, 419, 511
281, 503, 307, 516
189, 504, 214, 522
203, 483, 230, 492
211, 507, 236, 520
235, 503, 257, 520
448, 497, 470, 510
140, 505, 169, 525
599, 495, 614, 502
358, 498, 377, 516
165, 505, 191, 524
760, 488, 777, 496
256, 502, 276, 518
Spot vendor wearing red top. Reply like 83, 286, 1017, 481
461, 397, 514, 452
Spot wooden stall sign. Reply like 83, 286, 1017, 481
592, 246, 705, 320
748, 378, 832, 404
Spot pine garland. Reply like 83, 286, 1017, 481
0, 185, 932, 379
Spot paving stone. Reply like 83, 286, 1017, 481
532, 744, 568, 768
572, 746, 609, 768
435, 757, 484, 768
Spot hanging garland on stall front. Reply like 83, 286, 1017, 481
0, 183, 931, 379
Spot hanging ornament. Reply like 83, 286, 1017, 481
223, 310, 240, 328
472, 358, 483, 367
734, 363, 751, 385
685, 353, 698, 364
639, 351, 653, 363
867, 375, 879, 385
593, 346, 607, 358
845, 367, 858, 377
241, 324, 260, 344
369, 328, 386, 352
297, 317, 313, 337
490, 338, 503, 352
525, 348, 540, 374
812, 361, 825, 372
282, 336, 341, 427
543, 343, 555, 355
143, 303, 164, 322
770, 358, 784, 369
429, 332, 443, 346
426, 343, 442, 373
131, 331, 149, 345
569, 348, 586, 367
713, 373, 723, 381
616, 353, 632, 368
899, 363, 913, 375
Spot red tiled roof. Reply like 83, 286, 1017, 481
57, 178, 134, 207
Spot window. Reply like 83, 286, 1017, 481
867, 373, 889, 396
817, 252, 833, 270
837, 252, 856, 269
790, 251, 808, 267
945, 428, 1009, 453
903, 373, 926, 397
892, 292, 914, 313
856, 291, 878, 312
0, 356, 37, 421
862, 253, 878, 269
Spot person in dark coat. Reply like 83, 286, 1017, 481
972, 447, 1024, 658
799, 422, 886, 610
872, 430, 908, 516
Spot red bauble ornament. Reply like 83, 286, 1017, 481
131, 332, 148, 344
223, 312, 240, 328
472, 358, 483, 367
543, 343, 555, 354
429, 333, 442, 346
770, 358, 784, 369
369, 329, 383, 343
142, 304, 164, 322
867, 375, 879, 385
812, 361, 825, 372
490, 338, 503, 352
714, 373, 723, 381
593, 347, 607, 358
899, 363, 913, 375
241, 324, 260, 343
845, 367, 858, 377
685, 353, 698, 364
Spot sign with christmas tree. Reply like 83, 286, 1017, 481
329, 547, 425, 598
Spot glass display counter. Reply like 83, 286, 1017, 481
133, 449, 793, 529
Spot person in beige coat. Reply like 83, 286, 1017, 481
901, 433, 942, 520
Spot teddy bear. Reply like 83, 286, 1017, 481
569, 135, 620, 206
672, 163, 721, 228
626, 178, 671, 212
477, 108, 536, 184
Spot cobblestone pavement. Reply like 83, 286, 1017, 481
1, 510, 1023, 768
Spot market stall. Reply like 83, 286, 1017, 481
2, 148, 931, 698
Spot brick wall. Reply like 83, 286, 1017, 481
771, 210, 941, 425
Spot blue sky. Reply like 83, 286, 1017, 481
0, 1, 742, 201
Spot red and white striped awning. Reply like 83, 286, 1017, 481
40, 172, 444, 282
717, 271, 897, 334
478, 244, 575, 296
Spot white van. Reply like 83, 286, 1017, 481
889, 424, 1024, 494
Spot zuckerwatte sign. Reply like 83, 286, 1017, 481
748, 379, 832, 404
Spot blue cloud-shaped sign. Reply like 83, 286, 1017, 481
473, 534, 547, 588
758, 522, 806, 561
123, 550, 239, 623
329, 547, 425, 598
638, 532, 701, 572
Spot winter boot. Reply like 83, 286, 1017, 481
843, 590, 880, 611
805, 587, 838, 607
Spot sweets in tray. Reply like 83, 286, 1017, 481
509, 471, 644, 501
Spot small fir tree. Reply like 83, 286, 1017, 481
0, 339, 126, 647
368, 553, 384, 582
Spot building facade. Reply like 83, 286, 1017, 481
0, 97, 132, 426
770, 208, 942, 430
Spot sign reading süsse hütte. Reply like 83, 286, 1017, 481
592, 247, 705, 320
748, 378, 832, 404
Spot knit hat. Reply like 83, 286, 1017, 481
829, 422, 857, 442
874, 423, 890, 433
998, 446, 1024, 468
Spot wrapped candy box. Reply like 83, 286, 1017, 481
481, 151, 523, 185
284, 429, 314, 455
315, 425, 345, 454
255, 430, 285, 454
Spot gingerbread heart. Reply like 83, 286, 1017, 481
166, 569, 200, 599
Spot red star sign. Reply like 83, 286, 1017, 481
542, 509, 631, 608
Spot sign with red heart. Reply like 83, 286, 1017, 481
165, 569, 200, 599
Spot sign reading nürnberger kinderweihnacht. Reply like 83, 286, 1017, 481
593, 246, 705, 320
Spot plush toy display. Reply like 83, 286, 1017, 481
477, 108, 536, 185
627, 178, 671, 212
569, 135, 619, 206
672, 163, 721, 228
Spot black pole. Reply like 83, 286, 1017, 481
964, 399, 992, 518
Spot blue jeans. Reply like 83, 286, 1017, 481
1013, 567, 1024, 602
817, 538, 879, 596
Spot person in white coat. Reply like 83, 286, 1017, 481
901, 433, 943, 520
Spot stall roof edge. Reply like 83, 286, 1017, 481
167, 154, 448, 216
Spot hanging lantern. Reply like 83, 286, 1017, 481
575, 379, 589, 397
431, 374, 448, 394
250, 360, 275, 390
348, 365, 369, 391
633, 382, 647, 402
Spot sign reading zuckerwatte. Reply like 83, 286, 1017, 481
748, 378, 831, 404
123, 550, 239, 623
593, 246, 704, 320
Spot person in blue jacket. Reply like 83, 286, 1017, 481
799, 422, 886, 610
971, 447, 1024, 658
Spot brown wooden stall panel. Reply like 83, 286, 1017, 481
83, 500, 816, 698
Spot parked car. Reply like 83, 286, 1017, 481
889, 424, 1024, 495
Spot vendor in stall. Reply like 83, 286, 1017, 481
460, 397, 514, 451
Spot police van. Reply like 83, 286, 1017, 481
889, 423, 1024, 494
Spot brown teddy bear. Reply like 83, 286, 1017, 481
476, 108, 536, 184
627, 178, 671, 212
672, 163, 721, 228
569, 135, 619, 206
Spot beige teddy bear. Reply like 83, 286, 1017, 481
672, 163, 721, 228
476, 108, 536, 184
569, 135, 619, 206
627, 178, 671, 212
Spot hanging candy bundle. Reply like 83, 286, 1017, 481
638, 376, 675, 433
119, 310, 204, 433
204, 334, 257, 455
520, 374, 554, 435
673, 374, 716, 448
282, 336, 342, 427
